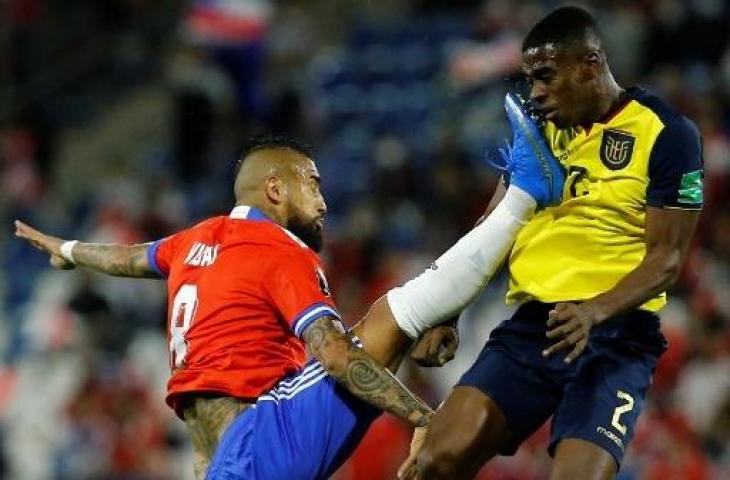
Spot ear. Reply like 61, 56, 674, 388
577, 50, 601, 81
264, 176, 287, 205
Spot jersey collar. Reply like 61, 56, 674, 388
229, 205, 271, 221
229, 205, 310, 248
581, 87, 637, 135
595, 88, 635, 125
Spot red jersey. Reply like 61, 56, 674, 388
146, 205, 338, 417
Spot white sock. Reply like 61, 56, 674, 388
387, 186, 536, 338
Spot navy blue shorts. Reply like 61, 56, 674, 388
458, 301, 667, 466
206, 360, 380, 479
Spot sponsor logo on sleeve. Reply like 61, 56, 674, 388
678, 170, 704, 205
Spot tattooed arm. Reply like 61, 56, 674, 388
14, 220, 159, 278
303, 316, 434, 427
71, 242, 158, 278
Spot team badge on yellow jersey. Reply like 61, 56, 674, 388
600, 130, 635, 170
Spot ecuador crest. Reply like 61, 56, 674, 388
600, 129, 635, 170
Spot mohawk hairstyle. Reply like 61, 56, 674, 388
235, 134, 314, 176
522, 6, 600, 52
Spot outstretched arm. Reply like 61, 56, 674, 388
14, 220, 159, 278
303, 315, 433, 428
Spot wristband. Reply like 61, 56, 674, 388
60, 240, 78, 264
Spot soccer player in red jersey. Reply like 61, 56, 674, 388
16, 125, 562, 479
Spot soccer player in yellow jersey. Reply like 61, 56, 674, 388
401, 6, 703, 480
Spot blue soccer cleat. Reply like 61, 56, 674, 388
497, 92, 565, 209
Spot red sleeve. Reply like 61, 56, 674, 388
146, 231, 187, 278
265, 250, 339, 338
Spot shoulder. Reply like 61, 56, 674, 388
639, 89, 705, 208
250, 224, 320, 268
631, 87, 700, 141
164, 216, 226, 243
274, 242, 320, 269
166, 215, 228, 246
251, 222, 313, 252
191, 215, 228, 232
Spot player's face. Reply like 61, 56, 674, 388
286, 159, 327, 252
522, 43, 596, 128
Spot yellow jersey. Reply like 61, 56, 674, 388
507, 87, 703, 311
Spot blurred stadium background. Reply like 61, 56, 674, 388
1, 0, 729, 478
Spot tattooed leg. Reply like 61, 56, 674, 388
351, 295, 412, 372
304, 315, 432, 428
183, 396, 253, 479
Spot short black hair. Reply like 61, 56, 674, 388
235, 134, 313, 176
522, 6, 600, 53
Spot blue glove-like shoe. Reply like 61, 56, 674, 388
490, 93, 565, 209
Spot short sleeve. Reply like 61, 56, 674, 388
146, 231, 187, 278
264, 251, 339, 338
646, 117, 704, 209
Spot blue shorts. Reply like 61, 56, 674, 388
206, 360, 380, 479
458, 301, 667, 466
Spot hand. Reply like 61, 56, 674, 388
397, 425, 428, 480
542, 302, 602, 364
410, 322, 459, 367
14, 220, 75, 270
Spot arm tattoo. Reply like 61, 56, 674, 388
304, 319, 327, 350
73, 242, 159, 278
304, 316, 433, 427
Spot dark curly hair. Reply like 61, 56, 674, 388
522, 6, 601, 53
235, 134, 314, 177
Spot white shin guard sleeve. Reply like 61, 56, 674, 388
387, 186, 536, 339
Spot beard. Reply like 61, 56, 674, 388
287, 215, 324, 252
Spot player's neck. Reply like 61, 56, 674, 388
581, 77, 625, 129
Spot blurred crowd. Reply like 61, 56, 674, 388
1, 0, 729, 479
